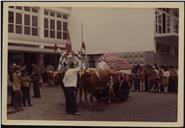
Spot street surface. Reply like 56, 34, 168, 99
7, 85, 177, 122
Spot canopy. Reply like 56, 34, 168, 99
98, 53, 131, 72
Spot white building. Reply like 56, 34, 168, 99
8, 6, 71, 72
7, 7, 179, 72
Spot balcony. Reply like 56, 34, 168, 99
154, 32, 178, 37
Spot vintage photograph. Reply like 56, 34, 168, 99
1, 2, 184, 127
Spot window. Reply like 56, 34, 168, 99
174, 20, 178, 33
57, 21, 61, 30
155, 8, 175, 34
166, 15, 170, 33
50, 19, 55, 29
32, 16, 38, 36
24, 7, 30, 11
63, 22, 68, 31
57, 13, 61, 18
44, 18, 49, 28
50, 30, 55, 38
32, 16, 38, 26
24, 15, 30, 25
44, 9, 68, 39
8, 11, 14, 23
63, 32, 67, 40
173, 9, 179, 17
24, 14, 30, 35
8, 11, 14, 33
50, 12, 55, 17
32, 8, 38, 13
24, 26, 30, 35
16, 13, 22, 24
16, 13, 22, 34
63, 14, 68, 19
159, 26, 162, 33
16, 6, 22, 10
44, 30, 48, 37
57, 31, 62, 39
8, 24, 14, 33
16, 25, 22, 34
166, 8, 169, 13
57, 20, 62, 39
162, 13, 166, 33
44, 10, 49, 15
44, 18, 49, 37
32, 27, 38, 36
50, 19, 55, 38
8, 6, 39, 36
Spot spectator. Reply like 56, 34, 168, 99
130, 71, 136, 92
46, 64, 54, 86
139, 68, 145, 92
7, 71, 13, 107
155, 67, 163, 93
30, 64, 41, 98
8, 65, 14, 106
169, 67, 178, 93
146, 65, 153, 92
135, 69, 140, 91
12, 65, 24, 111
162, 67, 170, 93
21, 70, 33, 107
150, 70, 157, 92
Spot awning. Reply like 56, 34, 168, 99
8, 45, 62, 54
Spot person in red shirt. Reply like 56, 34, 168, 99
139, 67, 145, 92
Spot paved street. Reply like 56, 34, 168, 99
7, 85, 177, 122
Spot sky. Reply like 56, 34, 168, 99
69, 7, 155, 54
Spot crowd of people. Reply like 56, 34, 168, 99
7, 58, 178, 113
128, 64, 178, 93
7, 63, 42, 111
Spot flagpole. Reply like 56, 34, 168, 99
81, 22, 83, 70
82, 22, 83, 43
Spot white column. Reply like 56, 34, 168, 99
39, 7, 44, 39
38, 7, 44, 66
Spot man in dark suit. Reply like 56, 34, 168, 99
30, 64, 41, 98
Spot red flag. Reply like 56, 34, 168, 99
82, 41, 86, 50
54, 43, 58, 51
65, 31, 72, 52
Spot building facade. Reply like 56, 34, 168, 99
8, 6, 70, 72
154, 8, 179, 67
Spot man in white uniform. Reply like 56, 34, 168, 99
62, 58, 81, 115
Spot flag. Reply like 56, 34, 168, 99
65, 31, 72, 52
98, 53, 131, 72
81, 41, 86, 51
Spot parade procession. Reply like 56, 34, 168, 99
4, 5, 180, 124
53, 33, 131, 115
7, 28, 131, 115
